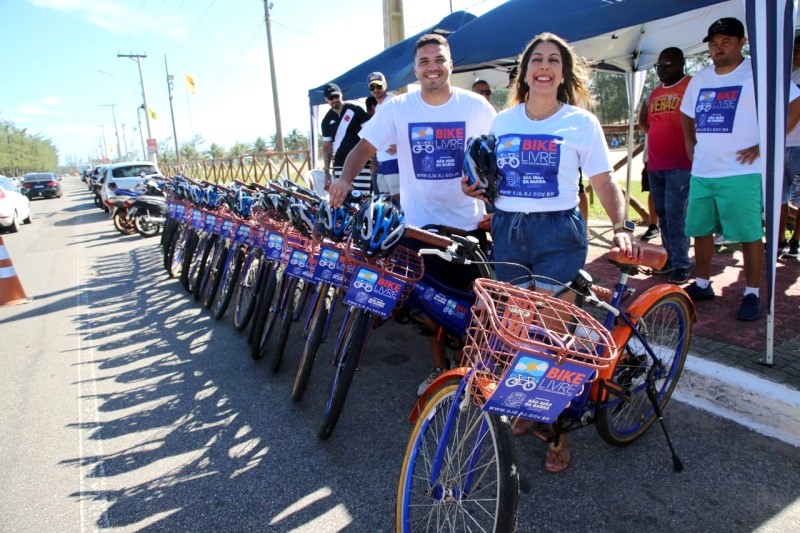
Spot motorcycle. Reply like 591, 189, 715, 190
127, 180, 167, 238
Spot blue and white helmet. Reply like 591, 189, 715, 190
234, 189, 254, 218
463, 134, 498, 198
316, 199, 357, 242
287, 199, 317, 238
353, 195, 406, 258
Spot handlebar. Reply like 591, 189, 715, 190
269, 181, 318, 204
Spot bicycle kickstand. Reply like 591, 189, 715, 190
645, 381, 684, 472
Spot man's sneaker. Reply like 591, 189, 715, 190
736, 294, 761, 321
777, 241, 789, 255
417, 368, 444, 396
641, 224, 660, 241
652, 259, 673, 275
786, 240, 799, 258
684, 281, 715, 301
669, 267, 690, 284
714, 234, 735, 246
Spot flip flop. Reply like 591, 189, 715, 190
544, 442, 571, 473
511, 418, 534, 437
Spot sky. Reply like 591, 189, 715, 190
0, 0, 507, 166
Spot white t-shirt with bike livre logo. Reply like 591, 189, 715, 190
490, 103, 612, 213
358, 88, 496, 230
681, 57, 800, 178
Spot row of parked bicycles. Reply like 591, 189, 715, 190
154, 174, 695, 532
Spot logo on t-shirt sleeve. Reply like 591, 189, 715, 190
408, 122, 466, 180
694, 85, 742, 133
496, 134, 562, 198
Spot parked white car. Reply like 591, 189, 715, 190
0, 176, 32, 232
99, 161, 162, 206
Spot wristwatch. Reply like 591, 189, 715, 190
612, 220, 636, 233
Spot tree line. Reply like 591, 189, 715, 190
0, 115, 59, 176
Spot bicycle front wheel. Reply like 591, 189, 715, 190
318, 309, 372, 440
292, 283, 333, 402
396, 378, 519, 532
233, 251, 263, 331
213, 246, 244, 320
595, 291, 692, 445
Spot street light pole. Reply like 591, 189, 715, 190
121, 123, 130, 161
118, 52, 155, 161
164, 55, 181, 164
262, 1, 285, 152
97, 125, 108, 161
101, 104, 122, 162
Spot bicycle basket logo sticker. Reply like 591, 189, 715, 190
505, 357, 549, 391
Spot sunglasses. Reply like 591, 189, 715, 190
326, 94, 341, 101
653, 61, 674, 69
475, 89, 492, 96
369, 84, 384, 91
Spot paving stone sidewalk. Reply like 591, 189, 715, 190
584, 222, 800, 391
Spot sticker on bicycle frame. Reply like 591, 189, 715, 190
204, 213, 217, 232
285, 249, 313, 279
481, 354, 592, 423
312, 246, 345, 287
263, 232, 283, 261
191, 209, 204, 229
234, 224, 251, 244
344, 267, 405, 318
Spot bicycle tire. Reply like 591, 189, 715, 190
178, 231, 200, 291
595, 291, 692, 445
396, 377, 519, 532
292, 284, 333, 403
268, 277, 303, 374
213, 246, 244, 320
233, 251, 263, 331
250, 267, 279, 359
202, 241, 230, 309
193, 235, 219, 301
318, 309, 372, 440
164, 224, 187, 276
248, 263, 275, 347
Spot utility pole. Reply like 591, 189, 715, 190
262, 1, 285, 152
121, 123, 130, 161
382, 0, 405, 49
164, 55, 181, 163
97, 125, 108, 161
118, 52, 155, 161
101, 104, 122, 162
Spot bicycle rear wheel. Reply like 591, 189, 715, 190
595, 291, 692, 445
318, 309, 372, 440
396, 377, 519, 532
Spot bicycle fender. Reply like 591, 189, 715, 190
407, 368, 469, 424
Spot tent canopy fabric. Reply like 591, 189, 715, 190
306, 10, 476, 107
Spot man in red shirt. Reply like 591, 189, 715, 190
638, 47, 693, 284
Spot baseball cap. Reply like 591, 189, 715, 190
323, 83, 342, 99
367, 72, 386, 87
703, 17, 745, 43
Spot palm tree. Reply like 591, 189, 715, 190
285, 128, 309, 151
228, 142, 250, 158
252, 137, 269, 153
206, 143, 226, 160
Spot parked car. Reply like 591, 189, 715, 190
100, 162, 162, 207
0, 176, 32, 232
22, 172, 62, 199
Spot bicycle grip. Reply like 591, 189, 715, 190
404, 226, 453, 249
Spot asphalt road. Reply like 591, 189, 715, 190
1, 177, 798, 532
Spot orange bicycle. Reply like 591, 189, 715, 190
396, 243, 695, 531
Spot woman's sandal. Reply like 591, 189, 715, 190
544, 441, 571, 474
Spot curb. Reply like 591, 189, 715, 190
674, 355, 800, 448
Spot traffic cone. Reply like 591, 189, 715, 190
0, 236, 31, 307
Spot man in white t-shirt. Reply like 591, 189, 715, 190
680, 17, 800, 320
329, 33, 496, 394
780, 35, 800, 258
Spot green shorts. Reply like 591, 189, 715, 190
685, 173, 763, 243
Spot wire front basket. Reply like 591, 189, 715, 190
463, 278, 617, 405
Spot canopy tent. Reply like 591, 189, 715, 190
308, 0, 798, 362
306, 10, 476, 163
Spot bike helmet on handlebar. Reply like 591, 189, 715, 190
353, 194, 406, 258
464, 134, 498, 199
316, 199, 357, 242
287, 199, 317, 238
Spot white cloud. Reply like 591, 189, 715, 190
17, 104, 49, 116
41, 96, 61, 106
